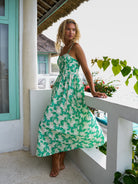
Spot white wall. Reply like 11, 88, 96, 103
30, 89, 52, 155
0, 120, 23, 153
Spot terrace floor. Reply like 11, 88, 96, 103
0, 150, 91, 184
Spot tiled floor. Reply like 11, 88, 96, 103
0, 150, 90, 184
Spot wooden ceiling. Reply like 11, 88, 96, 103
37, 0, 89, 34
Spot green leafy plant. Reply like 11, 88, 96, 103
91, 56, 138, 94
98, 142, 107, 155
83, 71, 119, 97
84, 78, 119, 97
98, 132, 138, 184
114, 170, 138, 184
132, 132, 138, 172
94, 80, 118, 97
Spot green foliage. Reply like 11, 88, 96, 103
121, 66, 131, 77
112, 65, 122, 76
97, 131, 138, 183
132, 131, 138, 172
91, 56, 138, 94
133, 68, 138, 80
113, 131, 138, 184
103, 60, 110, 71
84, 79, 119, 97
83, 71, 119, 97
94, 80, 117, 97
98, 142, 107, 155
113, 170, 138, 184
97, 60, 103, 69
125, 74, 133, 86
112, 59, 119, 66
120, 60, 127, 67
134, 81, 138, 95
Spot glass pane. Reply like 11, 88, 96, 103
0, 24, 9, 113
0, 0, 5, 16
39, 55, 46, 62
39, 63, 46, 74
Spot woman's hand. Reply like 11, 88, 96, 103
92, 91, 107, 98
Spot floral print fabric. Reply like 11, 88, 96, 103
36, 54, 105, 157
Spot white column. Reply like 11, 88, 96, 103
23, 0, 37, 148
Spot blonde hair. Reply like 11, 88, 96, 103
55, 19, 80, 53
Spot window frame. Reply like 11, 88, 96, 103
0, 0, 19, 121
37, 53, 49, 74
0, 0, 8, 19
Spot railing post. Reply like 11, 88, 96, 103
116, 118, 133, 171
106, 112, 119, 179
107, 113, 133, 180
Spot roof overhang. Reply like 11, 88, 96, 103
37, 0, 89, 34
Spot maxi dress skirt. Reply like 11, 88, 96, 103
36, 54, 105, 157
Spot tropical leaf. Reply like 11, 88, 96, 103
120, 60, 127, 67
123, 174, 137, 184
133, 67, 138, 75
97, 60, 103, 69
134, 81, 138, 94
114, 172, 122, 180
125, 74, 132, 86
113, 172, 122, 184
103, 56, 108, 61
112, 65, 121, 76
102, 60, 110, 71
121, 66, 131, 77
111, 59, 119, 66
125, 169, 136, 176
133, 68, 138, 80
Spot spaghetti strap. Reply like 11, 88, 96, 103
67, 42, 74, 54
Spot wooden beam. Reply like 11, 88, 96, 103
38, 11, 44, 17
51, 0, 57, 3
39, 0, 52, 9
38, 0, 68, 26
38, 4, 47, 13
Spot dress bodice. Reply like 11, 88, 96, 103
57, 54, 80, 75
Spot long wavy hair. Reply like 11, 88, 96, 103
55, 19, 80, 53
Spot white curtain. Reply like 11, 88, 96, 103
39, 63, 46, 74
0, 23, 9, 113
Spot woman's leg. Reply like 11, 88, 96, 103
60, 152, 65, 170
50, 153, 60, 177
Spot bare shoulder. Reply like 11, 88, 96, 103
72, 43, 85, 62
73, 43, 82, 51
73, 43, 84, 56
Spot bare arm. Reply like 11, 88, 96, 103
74, 43, 107, 98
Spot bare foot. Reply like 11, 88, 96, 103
60, 152, 65, 170
50, 153, 60, 177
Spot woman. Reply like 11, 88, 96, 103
36, 19, 107, 177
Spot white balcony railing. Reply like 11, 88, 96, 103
30, 89, 138, 184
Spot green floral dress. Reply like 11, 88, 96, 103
36, 52, 105, 157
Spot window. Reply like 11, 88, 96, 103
38, 54, 48, 74
0, 0, 5, 16
0, 0, 19, 120
0, 24, 9, 113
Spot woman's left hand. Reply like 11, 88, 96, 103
92, 91, 107, 98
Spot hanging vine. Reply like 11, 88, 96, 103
91, 56, 138, 94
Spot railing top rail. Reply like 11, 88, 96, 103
85, 92, 138, 123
